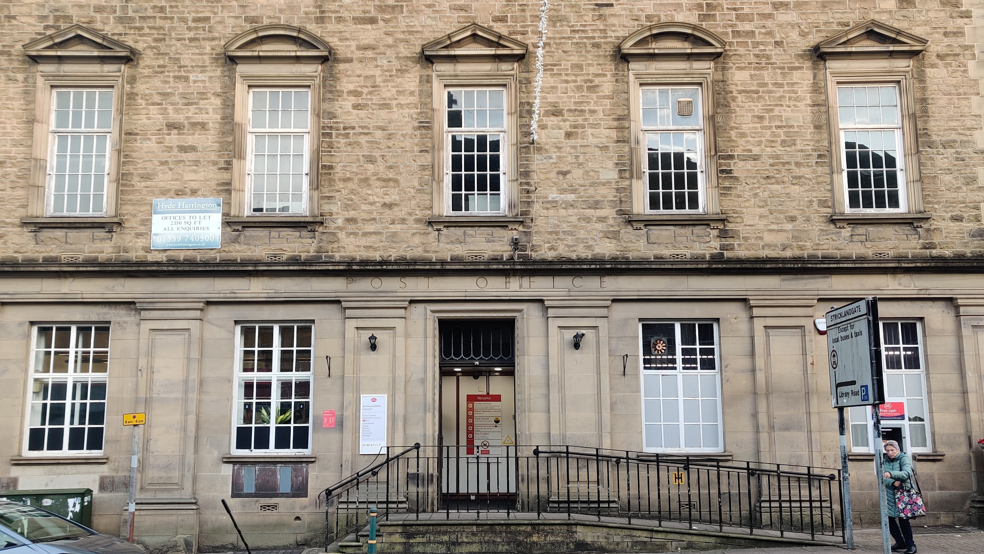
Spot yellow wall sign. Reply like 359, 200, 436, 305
123, 413, 146, 426
672, 471, 686, 485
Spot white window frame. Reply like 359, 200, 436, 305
639, 321, 723, 453
835, 84, 907, 213
423, 24, 525, 228
23, 324, 110, 456
231, 323, 314, 455
849, 320, 932, 453
245, 87, 311, 216
46, 88, 114, 217
641, 86, 706, 214
23, 26, 133, 227
442, 85, 508, 216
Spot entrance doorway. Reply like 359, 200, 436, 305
437, 320, 517, 506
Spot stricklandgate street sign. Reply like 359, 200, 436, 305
826, 298, 884, 408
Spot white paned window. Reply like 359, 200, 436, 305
26, 325, 109, 454
446, 88, 506, 214
48, 89, 113, 216
838, 85, 906, 212
247, 89, 310, 215
849, 320, 931, 453
640, 322, 722, 452
642, 87, 704, 213
234, 324, 313, 453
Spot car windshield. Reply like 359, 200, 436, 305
0, 503, 91, 543
0, 526, 25, 550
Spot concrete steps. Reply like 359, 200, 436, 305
336, 517, 836, 554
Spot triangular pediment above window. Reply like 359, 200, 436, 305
224, 25, 332, 64
422, 23, 528, 63
23, 25, 136, 64
619, 23, 725, 62
813, 21, 927, 60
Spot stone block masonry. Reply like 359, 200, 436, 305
0, 1, 981, 264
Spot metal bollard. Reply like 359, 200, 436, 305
367, 507, 377, 554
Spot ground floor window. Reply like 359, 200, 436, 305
26, 325, 109, 454
234, 323, 313, 453
849, 320, 931, 453
640, 321, 722, 452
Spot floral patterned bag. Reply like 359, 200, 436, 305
895, 485, 926, 518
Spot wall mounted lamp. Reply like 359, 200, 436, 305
368, 333, 377, 351
572, 331, 585, 350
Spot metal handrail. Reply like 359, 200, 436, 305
323, 443, 421, 497
322, 444, 844, 548
533, 447, 839, 480
322, 443, 421, 547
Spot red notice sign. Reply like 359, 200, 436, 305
879, 402, 905, 420
322, 410, 336, 428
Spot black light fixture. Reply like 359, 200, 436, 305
573, 331, 585, 350
368, 333, 377, 351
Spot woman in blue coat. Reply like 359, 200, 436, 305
883, 440, 917, 553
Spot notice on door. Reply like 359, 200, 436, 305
360, 395, 387, 455
466, 394, 502, 456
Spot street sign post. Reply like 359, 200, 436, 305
123, 414, 145, 543
826, 297, 886, 553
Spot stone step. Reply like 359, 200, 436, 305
336, 533, 364, 554
371, 518, 828, 554
336, 541, 364, 554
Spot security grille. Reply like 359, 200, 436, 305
439, 320, 514, 365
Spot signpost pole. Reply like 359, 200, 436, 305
838, 407, 855, 549
126, 424, 139, 542
826, 297, 885, 552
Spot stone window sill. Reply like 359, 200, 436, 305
627, 214, 727, 230
222, 454, 317, 464
21, 217, 122, 232
11, 456, 108, 465
428, 216, 524, 230
226, 217, 323, 231
829, 212, 932, 228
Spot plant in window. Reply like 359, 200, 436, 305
234, 324, 312, 452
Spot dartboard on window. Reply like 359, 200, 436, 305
651, 337, 667, 355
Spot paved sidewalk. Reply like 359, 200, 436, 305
699, 526, 984, 554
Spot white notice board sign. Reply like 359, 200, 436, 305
360, 395, 387, 454
151, 198, 222, 250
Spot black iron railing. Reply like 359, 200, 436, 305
322, 445, 843, 547
321, 443, 423, 546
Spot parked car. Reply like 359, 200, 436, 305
0, 500, 144, 554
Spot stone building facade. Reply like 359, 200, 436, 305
2, 0, 984, 551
